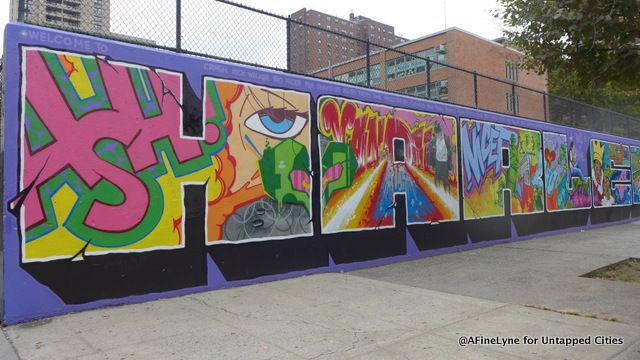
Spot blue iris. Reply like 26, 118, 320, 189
259, 114, 294, 134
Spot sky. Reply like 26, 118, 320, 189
0, 0, 506, 58
239, 0, 505, 40
0, 0, 9, 50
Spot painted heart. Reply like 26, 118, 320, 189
544, 148, 556, 165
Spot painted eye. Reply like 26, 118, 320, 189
245, 107, 307, 139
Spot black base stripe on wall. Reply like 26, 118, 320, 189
20, 185, 208, 304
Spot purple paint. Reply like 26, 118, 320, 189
3, 23, 640, 324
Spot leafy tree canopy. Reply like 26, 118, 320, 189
496, 0, 640, 87
496, 0, 640, 117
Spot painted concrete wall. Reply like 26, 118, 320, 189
3, 23, 640, 324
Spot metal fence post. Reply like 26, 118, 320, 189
286, 16, 291, 71
426, 59, 431, 99
176, 0, 182, 51
542, 93, 548, 122
366, 41, 371, 86
511, 82, 516, 115
626, 118, 631, 138
17, 0, 26, 21
473, 71, 478, 108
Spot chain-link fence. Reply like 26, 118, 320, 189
13, 0, 640, 138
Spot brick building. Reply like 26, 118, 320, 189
289, 8, 407, 74
318, 27, 547, 119
290, 8, 547, 119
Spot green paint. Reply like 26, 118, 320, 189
24, 99, 55, 153
129, 68, 161, 118
321, 142, 357, 204
40, 51, 111, 119
259, 139, 311, 212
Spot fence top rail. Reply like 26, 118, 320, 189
216, 1, 636, 122
11, 0, 640, 130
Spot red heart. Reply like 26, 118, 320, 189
544, 148, 556, 165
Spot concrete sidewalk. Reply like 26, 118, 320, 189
2, 221, 640, 359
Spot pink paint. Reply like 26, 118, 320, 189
22, 50, 215, 232
290, 170, 310, 191
322, 163, 343, 187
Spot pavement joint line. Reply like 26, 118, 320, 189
428, 331, 531, 360
498, 304, 640, 333
494, 244, 633, 257
410, 274, 640, 332
609, 336, 640, 360
186, 279, 436, 359
1, 327, 21, 360
341, 274, 640, 336
181, 294, 356, 360
348, 273, 515, 307
342, 272, 500, 302
423, 303, 513, 334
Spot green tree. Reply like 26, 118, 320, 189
495, 0, 640, 117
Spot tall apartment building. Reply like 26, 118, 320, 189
11, 0, 110, 34
289, 8, 407, 74
312, 26, 548, 120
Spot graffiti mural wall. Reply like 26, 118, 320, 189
460, 119, 544, 219
318, 96, 459, 233
632, 146, 640, 205
543, 132, 591, 211
202, 78, 313, 244
3, 24, 640, 324
19, 48, 312, 263
590, 140, 632, 207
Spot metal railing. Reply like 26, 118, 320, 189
13, 0, 640, 139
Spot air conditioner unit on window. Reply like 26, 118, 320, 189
439, 85, 449, 95
435, 44, 447, 54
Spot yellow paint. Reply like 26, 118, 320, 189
462, 169, 504, 219
25, 154, 224, 261
63, 55, 96, 100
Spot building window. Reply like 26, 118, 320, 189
505, 61, 518, 82
45, 14, 62, 22
399, 81, 448, 100
63, 9, 80, 18
414, 44, 447, 67
62, 18, 80, 26
429, 80, 449, 100
386, 45, 447, 81
334, 64, 381, 86
399, 84, 427, 98
46, 6, 62, 13
506, 92, 520, 113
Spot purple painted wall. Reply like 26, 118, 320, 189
3, 23, 640, 324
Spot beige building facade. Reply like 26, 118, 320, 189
11, 0, 110, 34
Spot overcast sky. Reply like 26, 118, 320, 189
0, 0, 505, 58
1, 1, 9, 50
240, 0, 504, 40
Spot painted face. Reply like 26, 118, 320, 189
225, 84, 311, 193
